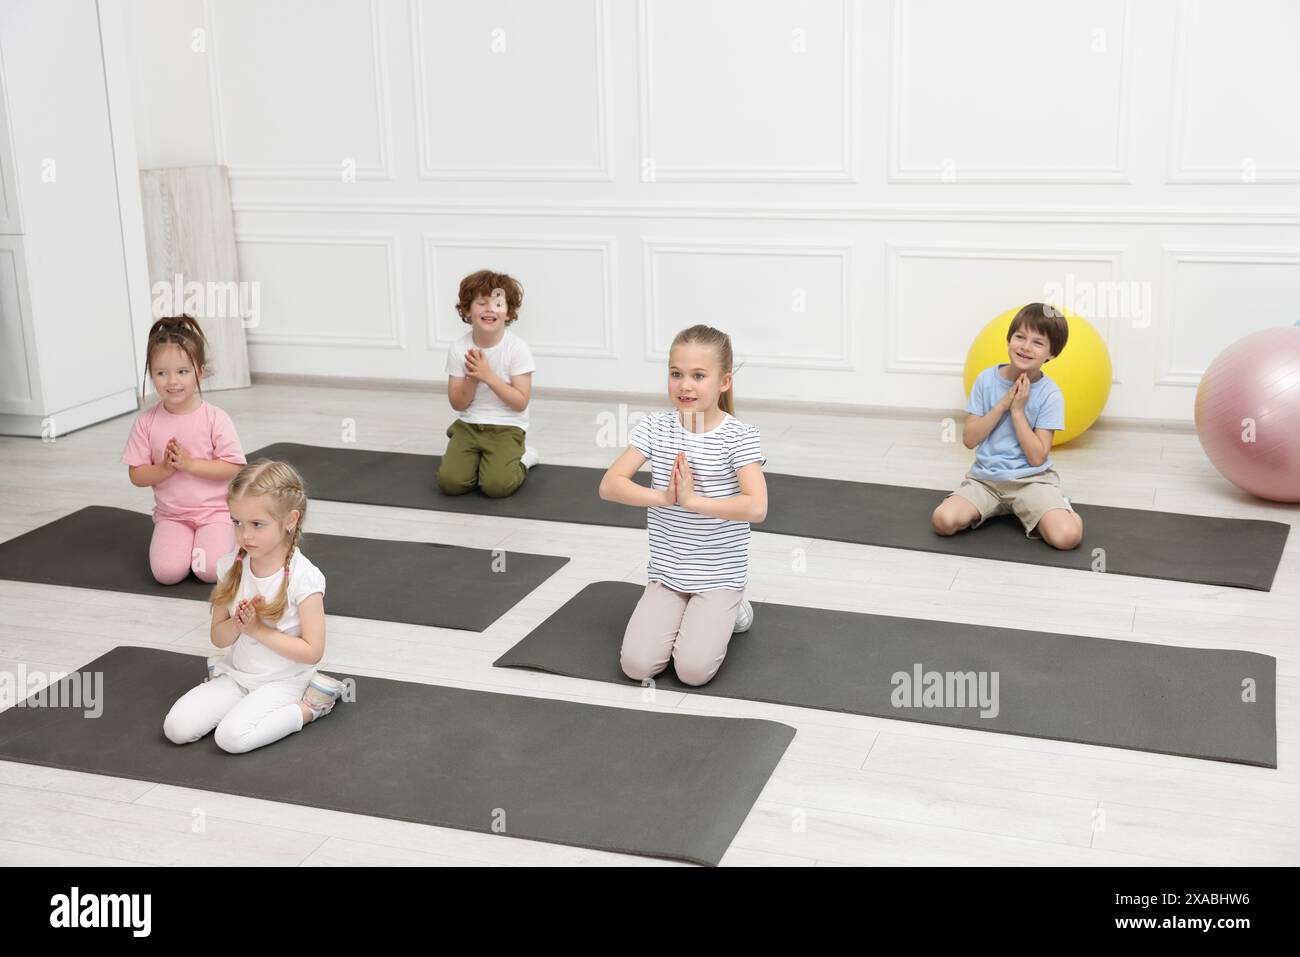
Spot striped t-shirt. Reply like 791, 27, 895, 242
629, 411, 767, 592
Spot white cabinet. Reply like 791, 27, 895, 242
0, 0, 140, 437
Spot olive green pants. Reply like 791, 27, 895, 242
436, 419, 527, 498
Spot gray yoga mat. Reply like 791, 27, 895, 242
0, 506, 567, 633
494, 582, 1277, 767
0, 646, 794, 866
249, 442, 1289, 591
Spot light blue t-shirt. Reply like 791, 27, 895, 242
965, 365, 1065, 480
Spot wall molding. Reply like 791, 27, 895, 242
636, 0, 855, 183
1155, 244, 1300, 386
884, 240, 1125, 378
1165, 0, 1300, 184
642, 237, 854, 370
248, 370, 1202, 433
888, 0, 1135, 184
235, 230, 404, 348
410, 0, 613, 181
203, 0, 394, 181
422, 233, 617, 356
229, 197, 1300, 225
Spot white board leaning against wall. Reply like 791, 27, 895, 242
139, 166, 250, 396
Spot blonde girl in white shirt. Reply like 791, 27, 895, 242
163, 460, 345, 754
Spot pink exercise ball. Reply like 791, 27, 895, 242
1194, 326, 1300, 503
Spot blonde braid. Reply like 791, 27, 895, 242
255, 496, 304, 624
209, 544, 246, 610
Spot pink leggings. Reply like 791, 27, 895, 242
620, 581, 744, 687
150, 519, 234, 585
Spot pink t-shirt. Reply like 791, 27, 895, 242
121, 400, 246, 525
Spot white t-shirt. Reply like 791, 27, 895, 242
211, 548, 327, 690
445, 329, 536, 430
629, 411, 766, 593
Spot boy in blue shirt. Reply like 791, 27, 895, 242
931, 303, 1084, 549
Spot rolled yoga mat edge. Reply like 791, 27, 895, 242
0, 646, 796, 866
249, 442, 1289, 591
493, 582, 1277, 768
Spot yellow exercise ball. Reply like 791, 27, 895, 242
962, 307, 1112, 446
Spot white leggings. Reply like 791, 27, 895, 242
163, 675, 307, 754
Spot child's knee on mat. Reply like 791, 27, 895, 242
214, 720, 256, 755
673, 650, 722, 687
479, 474, 523, 499
930, 507, 956, 536
150, 557, 192, 586
674, 662, 719, 687
931, 499, 973, 536
162, 713, 202, 745
435, 470, 476, 496
620, 653, 661, 683
1037, 509, 1083, 550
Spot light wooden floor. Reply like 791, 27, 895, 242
1, 382, 1297, 867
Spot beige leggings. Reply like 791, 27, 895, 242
620, 581, 744, 687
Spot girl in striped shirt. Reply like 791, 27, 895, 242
599, 324, 768, 686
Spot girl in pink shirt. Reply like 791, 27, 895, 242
121, 316, 246, 584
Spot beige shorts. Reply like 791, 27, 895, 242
947, 468, 1073, 539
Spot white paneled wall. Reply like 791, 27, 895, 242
213, 0, 393, 179
123, 0, 1300, 423
640, 0, 852, 181
1168, 0, 1300, 183
425, 235, 616, 354
413, 0, 608, 180
890, 0, 1132, 183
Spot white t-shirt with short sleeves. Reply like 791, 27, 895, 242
445, 329, 536, 430
629, 410, 766, 593
211, 548, 326, 689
